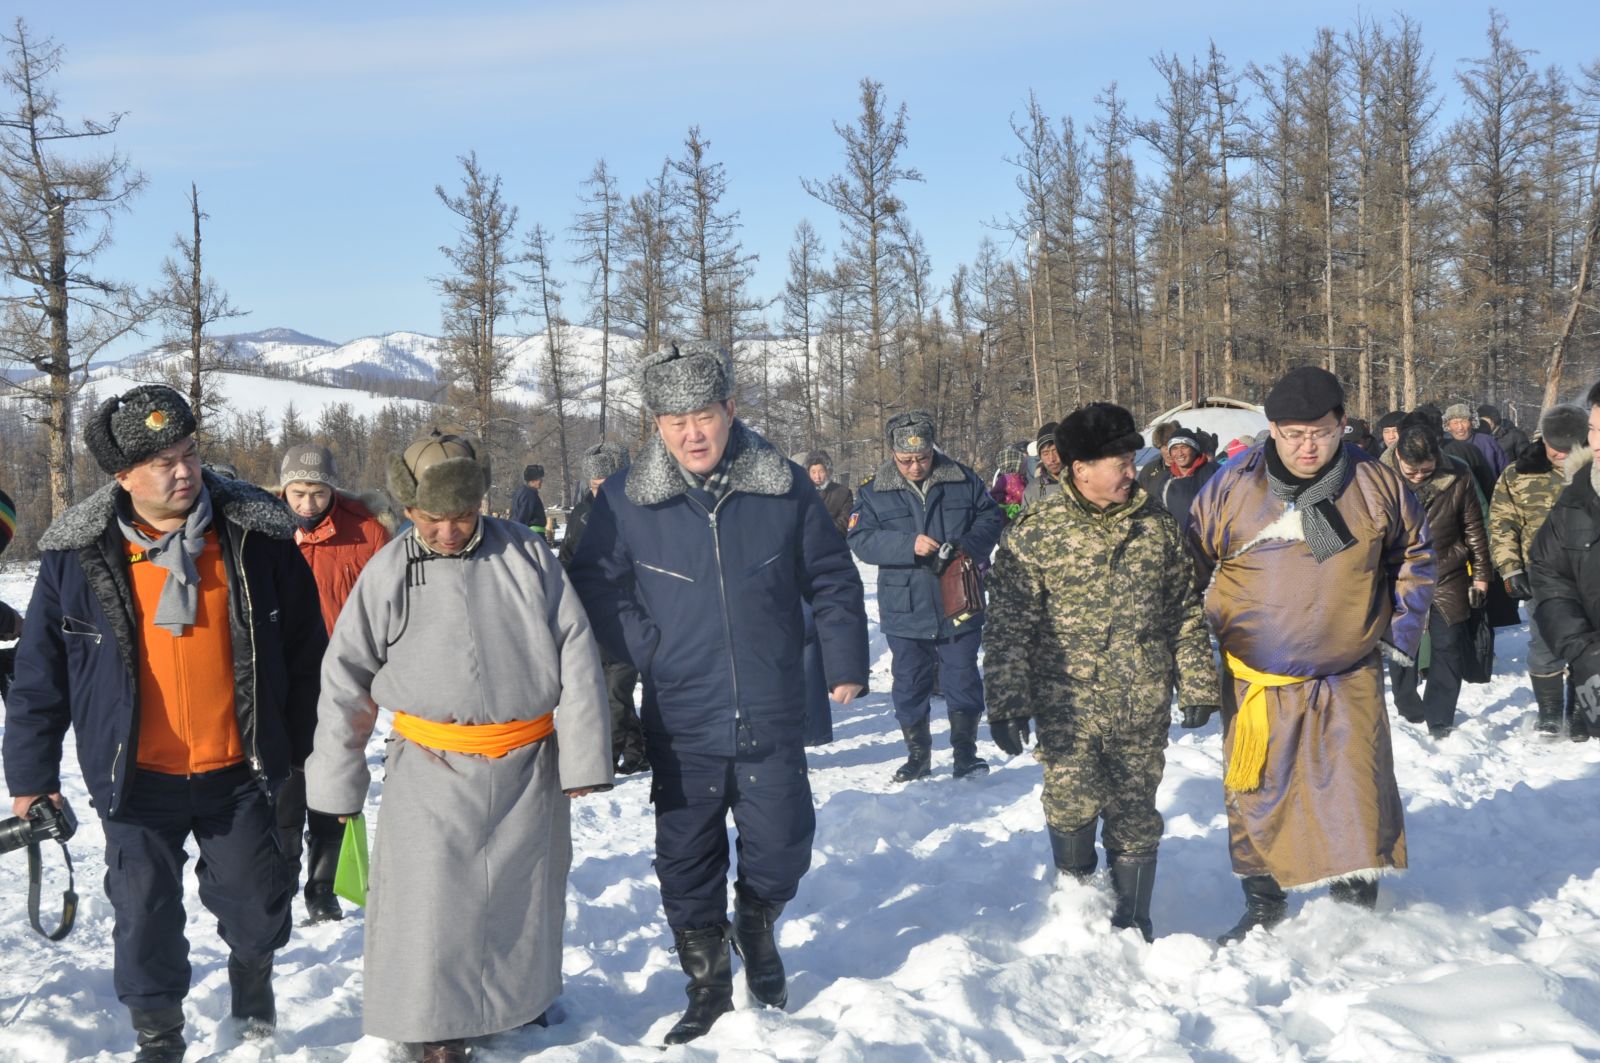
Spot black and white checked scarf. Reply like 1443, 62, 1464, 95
679, 433, 741, 503
1265, 442, 1357, 563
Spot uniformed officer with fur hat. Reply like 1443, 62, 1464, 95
986, 403, 1217, 941
569, 343, 868, 1044
848, 410, 1006, 783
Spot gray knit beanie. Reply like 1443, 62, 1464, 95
280, 442, 338, 490
581, 441, 630, 482
638, 343, 734, 415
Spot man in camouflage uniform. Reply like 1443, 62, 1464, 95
1490, 404, 1589, 737
985, 403, 1218, 941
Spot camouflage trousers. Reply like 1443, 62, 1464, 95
1034, 701, 1169, 857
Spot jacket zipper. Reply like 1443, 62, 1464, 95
691, 494, 742, 745
236, 528, 262, 773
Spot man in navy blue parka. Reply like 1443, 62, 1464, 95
848, 411, 1006, 783
568, 343, 868, 1046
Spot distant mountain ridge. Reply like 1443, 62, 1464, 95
80, 325, 817, 433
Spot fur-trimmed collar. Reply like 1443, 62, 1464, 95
869, 452, 969, 493
1564, 444, 1594, 486
624, 420, 794, 507
39, 469, 296, 551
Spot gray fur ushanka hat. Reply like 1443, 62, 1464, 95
582, 441, 630, 482
85, 384, 198, 474
1540, 404, 1588, 452
387, 428, 489, 514
638, 343, 734, 415
885, 410, 936, 454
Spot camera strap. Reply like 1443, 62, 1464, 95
27, 839, 77, 941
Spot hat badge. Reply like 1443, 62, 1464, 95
145, 410, 166, 430
906, 434, 923, 447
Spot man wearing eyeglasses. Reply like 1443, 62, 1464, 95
1187, 366, 1434, 944
848, 411, 1006, 783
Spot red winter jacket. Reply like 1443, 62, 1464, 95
295, 493, 391, 633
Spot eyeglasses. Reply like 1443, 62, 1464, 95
893, 454, 933, 468
1277, 427, 1340, 445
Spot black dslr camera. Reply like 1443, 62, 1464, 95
1, 796, 80, 941
0, 795, 77, 854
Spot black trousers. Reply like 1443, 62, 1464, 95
603, 651, 643, 754
1389, 610, 1467, 731
650, 746, 815, 930
273, 767, 345, 894
102, 766, 292, 1011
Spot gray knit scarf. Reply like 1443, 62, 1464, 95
116, 487, 215, 635
1265, 443, 1356, 563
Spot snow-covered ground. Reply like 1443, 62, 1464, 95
2, 560, 1598, 1062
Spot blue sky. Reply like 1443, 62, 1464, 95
11, 0, 1600, 355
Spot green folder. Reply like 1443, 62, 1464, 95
333, 814, 369, 907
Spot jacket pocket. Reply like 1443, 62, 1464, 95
878, 569, 914, 614
61, 615, 104, 644
635, 560, 695, 583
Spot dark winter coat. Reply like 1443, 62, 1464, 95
510, 483, 547, 530
557, 490, 596, 566
1146, 456, 1221, 533
1443, 436, 1499, 502
848, 453, 1006, 640
818, 480, 853, 536
1531, 454, 1600, 685
1490, 422, 1530, 460
1405, 464, 1492, 626
2, 472, 326, 818
567, 421, 869, 757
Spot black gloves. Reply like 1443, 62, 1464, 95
1505, 571, 1532, 600
1468, 585, 1488, 610
1180, 704, 1218, 729
990, 717, 1032, 756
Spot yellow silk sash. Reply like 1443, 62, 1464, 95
1223, 652, 1311, 792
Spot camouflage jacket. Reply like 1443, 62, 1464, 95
1490, 444, 1585, 578
984, 481, 1218, 723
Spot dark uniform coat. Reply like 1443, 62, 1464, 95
847, 454, 1005, 640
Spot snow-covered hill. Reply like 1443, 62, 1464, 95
1, 561, 1597, 1061
72, 326, 822, 433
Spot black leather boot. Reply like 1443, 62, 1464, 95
1047, 822, 1098, 882
1329, 877, 1379, 909
229, 951, 275, 1032
1569, 675, 1591, 742
131, 1006, 185, 1062
616, 728, 652, 775
1532, 673, 1566, 737
1108, 852, 1156, 942
732, 885, 788, 1008
948, 712, 989, 778
304, 828, 344, 924
1217, 875, 1288, 945
891, 719, 933, 783
663, 923, 734, 1045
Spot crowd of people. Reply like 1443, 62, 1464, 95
3, 352, 1599, 1060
